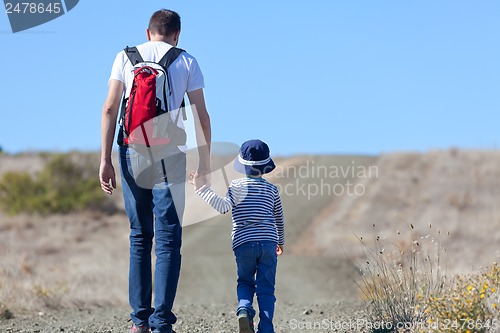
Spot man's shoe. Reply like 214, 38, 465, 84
130, 324, 150, 333
237, 310, 255, 333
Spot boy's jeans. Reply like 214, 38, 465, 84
234, 241, 278, 333
119, 146, 186, 333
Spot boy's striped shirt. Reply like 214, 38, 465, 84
196, 177, 285, 250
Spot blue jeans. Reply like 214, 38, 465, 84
234, 241, 278, 333
119, 146, 186, 333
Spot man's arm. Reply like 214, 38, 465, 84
187, 88, 212, 184
99, 79, 124, 195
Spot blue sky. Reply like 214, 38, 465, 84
1, 1, 499, 156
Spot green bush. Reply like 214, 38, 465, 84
0, 154, 116, 215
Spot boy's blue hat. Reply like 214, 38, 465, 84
234, 139, 276, 176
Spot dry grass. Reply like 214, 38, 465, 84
355, 223, 447, 330
0, 214, 129, 312
356, 223, 500, 333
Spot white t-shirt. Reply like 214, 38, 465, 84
109, 40, 205, 113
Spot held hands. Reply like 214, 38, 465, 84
277, 245, 284, 256
188, 170, 211, 191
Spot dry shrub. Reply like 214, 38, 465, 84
356, 223, 500, 333
0, 303, 13, 320
355, 223, 447, 332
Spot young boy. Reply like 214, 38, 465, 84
189, 139, 284, 333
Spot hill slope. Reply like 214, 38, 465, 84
295, 149, 500, 273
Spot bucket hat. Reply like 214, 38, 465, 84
233, 139, 276, 176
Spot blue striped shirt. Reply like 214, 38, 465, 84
196, 177, 285, 250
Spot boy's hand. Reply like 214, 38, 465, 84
194, 168, 212, 188
277, 245, 284, 256
188, 170, 206, 191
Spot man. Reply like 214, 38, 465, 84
99, 9, 211, 333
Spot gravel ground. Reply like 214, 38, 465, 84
0, 301, 369, 333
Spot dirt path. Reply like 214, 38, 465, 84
0, 216, 364, 332
0, 301, 368, 333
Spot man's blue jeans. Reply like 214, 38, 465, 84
234, 241, 278, 333
119, 146, 186, 333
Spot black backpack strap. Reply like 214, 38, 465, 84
124, 46, 144, 65
158, 47, 185, 69
117, 94, 128, 146
180, 98, 186, 121
159, 47, 188, 120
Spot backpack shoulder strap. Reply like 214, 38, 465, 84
124, 46, 144, 65
159, 47, 188, 120
158, 47, 185, 69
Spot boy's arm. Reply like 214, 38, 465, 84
196, 185, 235, 214
273, 188, 285, 247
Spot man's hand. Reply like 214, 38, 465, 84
99, 161, 116, 195
196, 165, 212, 187
188, 169, 211, 191
277, 245, 284, 256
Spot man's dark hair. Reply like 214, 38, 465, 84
148, 9, 181, 36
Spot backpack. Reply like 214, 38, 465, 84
117, 46, 187, 150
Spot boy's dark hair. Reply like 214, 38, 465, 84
148, 9, 181, 36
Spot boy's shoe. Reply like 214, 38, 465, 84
130, 324, 150, 333
237, 310, 255, 333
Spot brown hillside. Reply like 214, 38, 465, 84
295, 149, 500, 273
